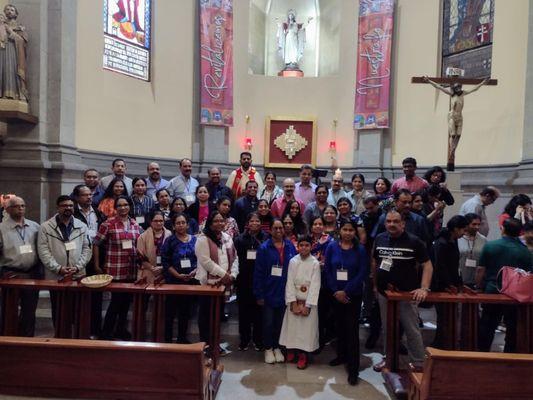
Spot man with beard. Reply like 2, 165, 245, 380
145, 162, 169, 200
226, 152, 264, 198
82, 169, 104, 207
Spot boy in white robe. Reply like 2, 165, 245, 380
279, 235, 321, 369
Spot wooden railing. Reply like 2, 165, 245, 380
0, 278, 225, 368
384, 290, 533, 372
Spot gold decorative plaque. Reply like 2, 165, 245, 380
265, 116, 317, 168
273, 125, 308, 159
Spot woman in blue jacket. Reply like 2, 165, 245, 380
324, 219, 368, 386
253, 218, 297, 364
161, 213, 197, 343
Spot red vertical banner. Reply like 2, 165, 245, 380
354, 0, 394, 130
200, 0, 234, 127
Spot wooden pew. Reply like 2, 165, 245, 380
408, 347, 533, 400
0, 336, 218, 400
384, 290, 533, 372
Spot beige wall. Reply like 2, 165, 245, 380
75, 0, 195, 160
230, 0, 358, 167
392, 0, 529, 167
74, 0, 529, 169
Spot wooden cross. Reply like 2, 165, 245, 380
412, 76, 498, 171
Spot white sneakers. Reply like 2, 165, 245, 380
273, 348, 285, 363
264, 348, 285, 364
264, 349, 276, 364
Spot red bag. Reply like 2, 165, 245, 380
499, 266, 533, 303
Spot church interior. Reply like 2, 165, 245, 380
0, 0, 532, 399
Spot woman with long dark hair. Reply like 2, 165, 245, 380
324, 219, 368, 385
234, 212, 268, 351
303, 184, 329, 227
216, 196, 239, 239
166, 197, 199, 234
282, 199, 308, 236
98, 178, 129, 218
195, 210, 239, 354
187, 185, 212, 229
499, 194, 532, 227
258, 198, 273, 234
162, 212, 198, 343
130, 177, 154, 229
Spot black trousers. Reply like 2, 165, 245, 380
0, 270, 39, 337
102, 292, 132, 338
333, 296, 362, 375
318, 288, 335, 346
478, 303, 517, 353
198, 296, 224, 344
237, 286, 262, 346
165, 295, 192, 342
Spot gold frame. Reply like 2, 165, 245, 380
264, 116, 318, 169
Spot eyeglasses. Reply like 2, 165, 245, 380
58, 204, 74, 208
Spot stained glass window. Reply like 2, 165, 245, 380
103, 0, 152, 81
442, 0, 494, 78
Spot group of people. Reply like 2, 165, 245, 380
1, 153, 532, 386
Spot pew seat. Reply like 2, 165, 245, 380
0, 336, 219, 400
408, 347, 533, 400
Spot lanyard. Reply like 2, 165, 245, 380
15, 225, 25, 243
275, 242, 285, 266
466, 235, 476, 257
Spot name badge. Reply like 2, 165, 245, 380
247, 250, 257, 260
337, 270, 348, 281
185, 194, 195, 204
465, 258, 477, 268
135, 216, 145, 224
65, 241, 77, 251
156, 256, 161, 266
121, 240, 133, 250
380, 257, 393, 272
271, 265, 282, 277
180, 259, 192, 270
19, 244, 33, 254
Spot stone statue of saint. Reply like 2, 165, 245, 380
423, 75, 489, 168
0, 4, 28, 103
276, 10, 312, 71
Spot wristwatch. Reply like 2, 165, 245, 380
421, 287, 431, 292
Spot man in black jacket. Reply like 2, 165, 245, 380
72, 185, 106, 337
430, 215, 467, 349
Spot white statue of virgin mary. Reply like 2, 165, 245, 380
276, 9, 312, 70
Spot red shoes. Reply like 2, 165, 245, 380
297, 352, 308, 370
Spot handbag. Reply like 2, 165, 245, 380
498, 266, 533, 303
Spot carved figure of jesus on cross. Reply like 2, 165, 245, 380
412, 75, 497, 171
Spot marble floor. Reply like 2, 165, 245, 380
1, 295, 506, 400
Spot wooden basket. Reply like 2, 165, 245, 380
80, 274, 113, 288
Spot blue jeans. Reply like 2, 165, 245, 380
262, 304, 285, 350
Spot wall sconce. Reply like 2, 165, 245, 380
244, 115, 253, 151
329, 119, 338, 152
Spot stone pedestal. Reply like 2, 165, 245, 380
443, 171, 462, 223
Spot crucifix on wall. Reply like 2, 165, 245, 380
412, 75, 498, 171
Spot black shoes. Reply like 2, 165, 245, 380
348, 373, 359, 386
328, 357, 346, 367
